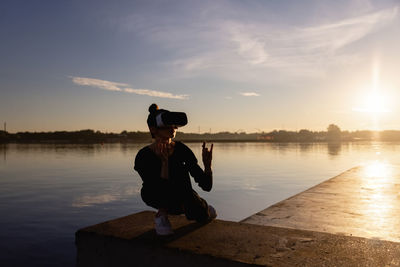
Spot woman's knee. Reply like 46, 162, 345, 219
141, 188, 185, 214
183, 193, 209, 222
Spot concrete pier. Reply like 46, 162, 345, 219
242, 164, 400, 242
76, 164, 400, 266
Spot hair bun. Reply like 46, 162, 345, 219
148, 103, 159, 114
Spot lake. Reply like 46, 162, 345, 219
1, 141, 399, 266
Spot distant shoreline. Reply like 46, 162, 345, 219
0, 139, 395, 145
2, 125, 400, 143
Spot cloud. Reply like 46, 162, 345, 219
230, 28, 269, 65
297, 6, 399, 53
167, 6, 399, 80
124, 88, 188, 99
240, 92, 260, 96
71, 76, 127, 91
71, 76, 188, 99
104, 4, 399, 85
228, 7, 398, 70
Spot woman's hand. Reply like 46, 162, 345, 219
156, 142, 170, 162
153, 142, 174, 179
202, 142, 213, 172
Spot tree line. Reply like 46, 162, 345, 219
1, 124, 400, 143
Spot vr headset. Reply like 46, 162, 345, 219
155, 111, 188, 127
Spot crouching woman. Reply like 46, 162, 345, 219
134, 104, 216, 235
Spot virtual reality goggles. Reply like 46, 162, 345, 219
155, 111, 188, 128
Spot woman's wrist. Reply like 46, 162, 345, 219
160, 159, 169, 179
205, 165, 212, 174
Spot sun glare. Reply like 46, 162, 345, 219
353, 60, 392, 116
363, 161, 391, 178
354, 90, 390, 114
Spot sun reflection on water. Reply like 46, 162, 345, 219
361, 161, 395, 234
363, 161, 391, 178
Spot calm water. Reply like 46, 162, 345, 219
1, 142, 400, 266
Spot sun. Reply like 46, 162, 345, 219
354, 90, 390, 114
352, 87, 391, 130
353, 59, 392, 115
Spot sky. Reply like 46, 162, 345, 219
1, 0, 400, 133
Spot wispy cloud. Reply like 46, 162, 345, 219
230, 28, 269, 65
229, 7, 398, 70
240, 92, 260, 97
125, 88, 188, 99
107, 3, 398, 87
71, 76, 188, 99
296, 6, 398, 53
168, 6, 398, 79
71, 76, 127, 91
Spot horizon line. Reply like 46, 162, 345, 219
2, 128, 400, 134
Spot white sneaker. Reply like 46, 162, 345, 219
154, 214, 173, 235
208, 205, 217, 220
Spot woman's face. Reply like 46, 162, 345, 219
151, 126, 177, 139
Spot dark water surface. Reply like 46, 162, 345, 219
1, 142, 400, 266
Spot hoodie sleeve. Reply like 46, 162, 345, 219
134, 148, 165, 187
180, 142, 213, 192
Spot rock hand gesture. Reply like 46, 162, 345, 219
202, 142, 213, 173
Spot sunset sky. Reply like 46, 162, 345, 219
1, 0, 400, 133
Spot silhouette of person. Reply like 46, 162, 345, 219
134, 104, 216, 235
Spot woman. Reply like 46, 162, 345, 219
134, 104, 216, 235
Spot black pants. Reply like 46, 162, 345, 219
141, 186, 210, 222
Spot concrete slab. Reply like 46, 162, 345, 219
242, 163, 400, 242
76, 210, 400, 267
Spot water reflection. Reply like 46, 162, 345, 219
2, 144, 6, 163
72, 185, 140, 207
5, 143, 101, 156
327, 142, 341, 156
299, 143, 313, 153
363, 161, 391, 178
360, 161, 397, 240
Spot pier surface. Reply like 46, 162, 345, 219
242, 164, 400, 242
76, 164, 400, 266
